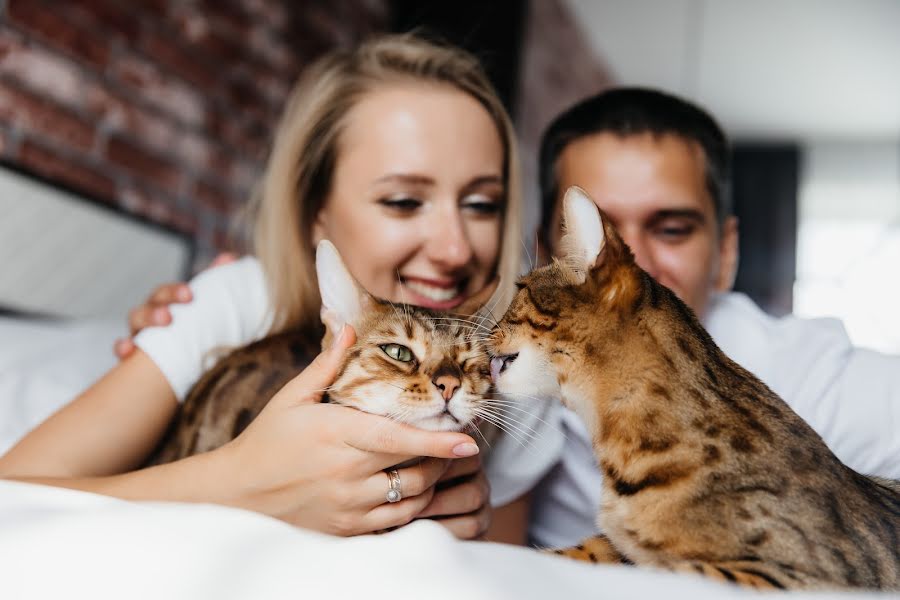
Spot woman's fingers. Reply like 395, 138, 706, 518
361, 458, 448, 507
272, 325, 356, 407
344, 418, 480, 464
362, 485, 436, 532
437, 455, 481, 482
428, 502, 492, 540
113, 338, 136, 360
417, 464, 489, 519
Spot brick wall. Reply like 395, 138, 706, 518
0, 0, 388, 267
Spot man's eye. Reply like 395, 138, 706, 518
379, 197, 422, 211
381, 343, 414, 362
656, 224, 694, 240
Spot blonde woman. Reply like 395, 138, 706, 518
0, 35, 536, 542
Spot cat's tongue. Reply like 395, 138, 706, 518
490, 356, 504, 383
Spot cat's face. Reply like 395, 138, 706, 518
328, 302, 492, 431
316, 241, 494, 432
489, 187, 649, 431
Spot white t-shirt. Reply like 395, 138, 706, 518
524, 292, 900, 548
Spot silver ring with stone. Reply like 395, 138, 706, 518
385, 469, 402, 503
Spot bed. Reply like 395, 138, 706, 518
0, 164, 888, 599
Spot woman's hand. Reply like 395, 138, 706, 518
212, 325, 483, 536
416, 455, 492, 539
114, 253, 237, 359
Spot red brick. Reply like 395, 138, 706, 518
0, 29, 93, 110
140, 30, 218, 89
7, 0, 109, 68
193, 179, 234, 214
106, 136, 183, 195
111, 54, 206, 127
19, 139, 116, 200
0, 83, 96, 151
64, 0, 140, 40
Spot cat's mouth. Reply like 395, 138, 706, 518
401, 276, 467, 309
416, 410, 465, 432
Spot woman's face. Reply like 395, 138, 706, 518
313, 84, 505, 310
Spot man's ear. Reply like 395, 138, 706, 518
316, 240, 370, 338
714, 216, 739, 292
558, 186, 605, 284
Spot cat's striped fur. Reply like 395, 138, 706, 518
489, 188, 899, 590
145, 300, 494, 466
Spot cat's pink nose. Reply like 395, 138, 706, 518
433, 375, 461, 401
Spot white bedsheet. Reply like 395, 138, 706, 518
0, 315, 124, 453
0, 480, 885, 600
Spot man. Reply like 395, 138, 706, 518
520, 87, 900, 547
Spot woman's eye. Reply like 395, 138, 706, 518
462, 195, 502, 215
381, 343, 414, 362
379, 197, 422, 212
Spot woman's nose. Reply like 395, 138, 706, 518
427, 211, 474, 270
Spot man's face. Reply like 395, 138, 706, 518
548, 132, 738, 319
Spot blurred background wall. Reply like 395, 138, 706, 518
1, 0, 898, 350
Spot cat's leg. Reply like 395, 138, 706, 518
668, 559, 802, 590
546, 535, 629, 564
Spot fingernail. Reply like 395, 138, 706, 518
176, 287, 191, 301
452, 443, 479, 457
153, 308, 167, 322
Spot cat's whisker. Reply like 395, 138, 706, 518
472, 407, 539, 441
468, 422, 492, 450
472, 411, 536, 450
520, 236, 535, 272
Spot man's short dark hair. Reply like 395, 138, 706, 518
538, 87, 731, 247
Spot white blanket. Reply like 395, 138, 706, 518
0, 480, 883, 600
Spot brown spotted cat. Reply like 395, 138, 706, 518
145, 241, 498, 466
489, 187, 899, 590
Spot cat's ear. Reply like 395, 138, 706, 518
316, 240, 370, 336
559, 186, 606, 283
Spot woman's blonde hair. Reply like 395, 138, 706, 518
253, 33, 523, 337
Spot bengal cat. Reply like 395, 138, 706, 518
488, 187, 899, 590
145, 241, 498, 466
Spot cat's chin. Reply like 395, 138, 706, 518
411, 413, 468, 432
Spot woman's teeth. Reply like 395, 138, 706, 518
405, 280, 460, 301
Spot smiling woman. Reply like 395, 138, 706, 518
0, 34, 535, 544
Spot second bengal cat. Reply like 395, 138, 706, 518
489, 187, 899, 591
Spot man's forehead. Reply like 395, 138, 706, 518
553, 133, 715, 223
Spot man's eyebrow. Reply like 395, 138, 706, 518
647, 209, 707, 225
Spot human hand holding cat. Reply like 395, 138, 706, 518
214, 324, 483, 536
416, 455, 492, 539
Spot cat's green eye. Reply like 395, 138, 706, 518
381, 343, 414, 363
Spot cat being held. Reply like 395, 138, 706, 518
145, 240, 498, 466
489, 187, 899, 590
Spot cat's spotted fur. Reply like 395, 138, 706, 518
489, 187, 899, 590
145, 242, 496, 466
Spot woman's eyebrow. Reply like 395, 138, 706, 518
373, 173, 435, 186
